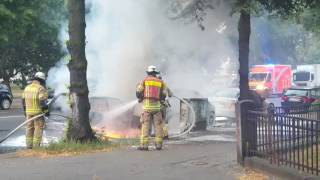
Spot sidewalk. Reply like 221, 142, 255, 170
0, 140, 248, 180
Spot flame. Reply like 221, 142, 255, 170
94, 126, 140, 139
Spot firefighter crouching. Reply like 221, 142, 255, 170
136, 65, 167, 150
22, 72, 49, 149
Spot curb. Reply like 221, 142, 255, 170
244, 157, 319, 180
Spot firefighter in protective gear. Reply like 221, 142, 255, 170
157, 74, 173, 140
136, 65, 166, 150
22, 72, 48, 149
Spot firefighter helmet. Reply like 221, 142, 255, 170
34, 72, 46, 81
146, 65, 159, 74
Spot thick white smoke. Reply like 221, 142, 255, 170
48, 0, 238, 101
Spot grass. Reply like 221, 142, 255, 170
17, 138, 140, 158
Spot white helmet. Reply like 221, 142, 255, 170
146, 65, 159, 74
34, 72, 46, 81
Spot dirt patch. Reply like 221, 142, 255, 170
16, 147, 118, 158
238, 168, 276, 180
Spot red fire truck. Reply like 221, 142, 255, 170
249, 65, 292, 97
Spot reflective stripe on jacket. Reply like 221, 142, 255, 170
144, 77, 162, 100
136, 76, 165, 111
22, 81, 48, 115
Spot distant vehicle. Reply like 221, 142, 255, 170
281, 87, 320, 107
249, 64, 292, 97
0, 84, 12, 110
293, 64, 320, 88
209, 88, 274, 126
209, 88, 239, 122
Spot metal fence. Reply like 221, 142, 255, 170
245, 104, 320, 175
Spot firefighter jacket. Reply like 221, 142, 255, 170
136, 75, 166, 112
22, 81, 48, 116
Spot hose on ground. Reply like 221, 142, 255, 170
0, 93, 196, 143
168, 95, 196, 138
0, 113, 45, 143
105, 95, 196, 140
0, 93, 68, 144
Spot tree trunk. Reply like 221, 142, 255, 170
66, 0, 95, 142
238, 10, 251, 100
237, 8, 251, 161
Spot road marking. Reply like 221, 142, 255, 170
0, 116, 24, 119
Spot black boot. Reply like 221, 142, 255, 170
155, 143, 162, 150
163, 135, 169, 140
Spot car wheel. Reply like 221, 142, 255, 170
1, 98, 11, 110
268, 103, 275, 108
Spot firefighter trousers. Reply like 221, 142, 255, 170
26, 115, 45, 149
161, 108, 168, 138
140, 111, 163, 148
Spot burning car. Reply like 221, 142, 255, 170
89, 97, 140, 138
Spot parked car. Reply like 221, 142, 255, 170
0, 84, 12, 110
209, 88, 273, 126
209, 88, 239, 121
281, 87, 320, 107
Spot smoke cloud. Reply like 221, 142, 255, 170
48, 0, 238, 101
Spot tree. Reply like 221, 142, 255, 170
171, 0, 317, 97
0, 0, 65, 90
237, 1, 251, 100
249, 17, 320, 66
66, 0, 95, 142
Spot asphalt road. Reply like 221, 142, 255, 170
0, 142, 244, 180
0, 109, 25, 146
0, 107, 279, 180
0, 109, 67, 152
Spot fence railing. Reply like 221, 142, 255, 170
246, 105, 320, 175
273, 104, 320, 119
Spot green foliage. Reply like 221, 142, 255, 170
257, 0, 316, 17
0, 0, 67, 86
294, 3, 320, 34
250, 17, 320, 65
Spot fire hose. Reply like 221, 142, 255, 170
0, 93, 67, 144
0, 93, 196, 143
106, 95, 196, 140
169, 95, 196, 138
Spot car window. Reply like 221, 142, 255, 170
249, 73, 269, 81
293, 72, 310, 81
311, 89, 320, 98
284, 89, 308, 96
0, 84, 8, 89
